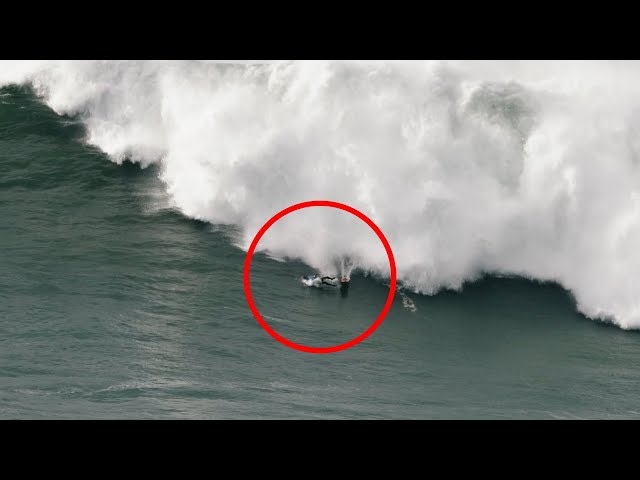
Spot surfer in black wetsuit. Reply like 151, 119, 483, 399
320, 276, 336, 286
339, 276, 350, 297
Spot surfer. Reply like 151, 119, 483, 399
302, 274, 336, 287
320, 276, 336, 286
339, 276, 350, 297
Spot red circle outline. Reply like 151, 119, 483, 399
243, 200, 397, 354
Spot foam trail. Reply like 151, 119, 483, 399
2, 60, 640, 328
400, 291, 418, 313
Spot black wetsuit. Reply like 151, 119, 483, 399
321, 276, 336, 286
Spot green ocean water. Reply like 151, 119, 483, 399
2, 84, 640, 419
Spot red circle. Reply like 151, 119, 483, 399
243, 200, 397, 354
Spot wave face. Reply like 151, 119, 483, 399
3, 60, 640, 328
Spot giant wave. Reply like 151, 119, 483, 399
2, 60, 640, 328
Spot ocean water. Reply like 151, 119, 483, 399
2, 62, 640, 419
